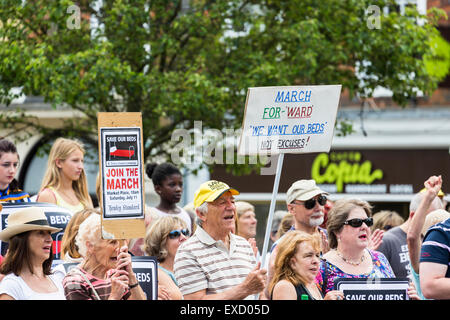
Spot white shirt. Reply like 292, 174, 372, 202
151, 206, 192, 233
0, 273, 66, 300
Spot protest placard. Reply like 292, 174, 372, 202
237, 85, 341, 274
98, 112, 145, 239
334, 278, 410, 300
238, 85, 341, 155
132, 256, 158, 300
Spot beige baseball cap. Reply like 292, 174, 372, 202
286, 179, 329, 204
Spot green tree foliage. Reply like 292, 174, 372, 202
0, 0, 446, 173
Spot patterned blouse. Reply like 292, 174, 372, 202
316, 249, 395, 294
63, 267, 130, 300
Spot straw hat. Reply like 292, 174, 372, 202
0, 207, 62, 242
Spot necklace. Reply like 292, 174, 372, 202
336, 250, 365, 266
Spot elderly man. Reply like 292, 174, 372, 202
174, 180, 267, 300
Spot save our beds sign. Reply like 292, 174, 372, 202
100, 127, 144, 219
238, 85, 341, 155
334, 278, 410, 300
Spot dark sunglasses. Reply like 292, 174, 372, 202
292, 195, 327, 210
168, 228, 190, 239
343, 217, 373, 228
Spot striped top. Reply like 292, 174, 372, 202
0, 186, 31, 203
63, 267, 130, 300
173, 226, 256, 298
420, 218, 450, 278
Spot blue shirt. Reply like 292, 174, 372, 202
420, 218, 450, 278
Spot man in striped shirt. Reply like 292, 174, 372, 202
420, 217, 450, 299
174, 180, 267, 300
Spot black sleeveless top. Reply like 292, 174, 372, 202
271, 282, 324, 300
296, 283, 320, 300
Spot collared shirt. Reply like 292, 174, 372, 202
0, 186, 31, 203
174, 226, 256, 298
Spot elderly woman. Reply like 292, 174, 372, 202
317, 199, 419, 299
235, 201, 257, 240
144, 216, 189, 300
62, 214, 146, 300
269, 230, 344, 300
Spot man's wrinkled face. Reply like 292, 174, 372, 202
204, 191, 236, 235
288, 194, 325, 228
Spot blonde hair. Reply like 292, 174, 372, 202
234, 201, 255, 235
60, 208, 100, 261
276, 214, 294, 239
144, 216, 187, 262
268, 230, 321, 295
422, 209, 450, 236
372, 210, 404, 231
40, 138, 92, 208
326, 198, 372, 249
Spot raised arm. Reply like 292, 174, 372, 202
407, 175, 442, 273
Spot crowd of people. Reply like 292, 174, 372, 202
0, 136, 449, 300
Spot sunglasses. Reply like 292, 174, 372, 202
343, 217, 373, 228
292, 195, 327, 210
168, 228, 190, 239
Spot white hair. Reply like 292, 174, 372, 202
75, 213, 102, 257
195, 202, 209, 227
410, 192, 444, 213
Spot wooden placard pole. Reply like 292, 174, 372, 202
98, 112, 146, 239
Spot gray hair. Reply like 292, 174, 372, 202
195, 202, 209, 227
410, 192, 444, 213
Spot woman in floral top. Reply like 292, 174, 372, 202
315, 199, 418, 299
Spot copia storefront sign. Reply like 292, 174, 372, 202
211, 149, 450, 199
311, 151, 384, 193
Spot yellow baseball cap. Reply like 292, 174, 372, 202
193, 180, 239, 208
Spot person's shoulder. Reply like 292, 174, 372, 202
232, 233, 251, 245
0, 273, 24, 299
272, 280, 297, 300
0, 273, 21, 284
380, 226, 405, 242
423, 218, 450, 242
369, 249, 387, 261
175, 235, 201, 255
274, 279, 295, 291
36, 188, 56, 202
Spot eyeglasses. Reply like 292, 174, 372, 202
343, 217, 373, 228
168, 228, 190, 239
292, 195, 327, 210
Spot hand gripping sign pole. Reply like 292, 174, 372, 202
238, 85, 341, 287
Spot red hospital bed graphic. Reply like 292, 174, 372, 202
110, 146, 135, 158
109, 141, 135, 160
